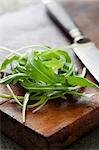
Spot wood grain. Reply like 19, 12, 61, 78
0, 1, 99, 149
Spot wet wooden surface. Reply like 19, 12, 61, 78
0, 1, 99, 149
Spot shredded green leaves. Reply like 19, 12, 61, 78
0, 45, 98, 122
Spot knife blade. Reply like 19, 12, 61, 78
42, 0, 99, 83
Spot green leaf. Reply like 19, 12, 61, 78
0, 55, 19, 71
25, 51, 58, 84
44, 58, 65, 70
15, 63, 26, 73
67, 76, 99, 88
39, 50, 60, 60
28, 95, 47, 108
0, 73, 28, 84
33, 96, 48, 113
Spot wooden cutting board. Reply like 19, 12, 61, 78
0, 1, 99, 149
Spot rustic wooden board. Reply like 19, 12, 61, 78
0, 1, 99, 149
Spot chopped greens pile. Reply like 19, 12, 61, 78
0, 45, 98, 122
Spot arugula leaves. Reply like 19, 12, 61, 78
67, 76, 99, 88
0, 45, 98, 122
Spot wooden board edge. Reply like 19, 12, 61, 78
1, 106, 99, 149
47, 107, 99, 149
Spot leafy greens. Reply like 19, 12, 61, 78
0, 45, 98, 122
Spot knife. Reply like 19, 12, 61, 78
42, 0, 99, 83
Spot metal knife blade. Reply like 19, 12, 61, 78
73, 42, 99, 83
43, 0, 99, 83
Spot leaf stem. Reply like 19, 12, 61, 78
22, 92, 30, 123
6, 84, 23, 106
0, 93, 24, 101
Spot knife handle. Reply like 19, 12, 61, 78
44, 0, 85, 42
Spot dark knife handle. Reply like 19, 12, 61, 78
44, 1, 85, 42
